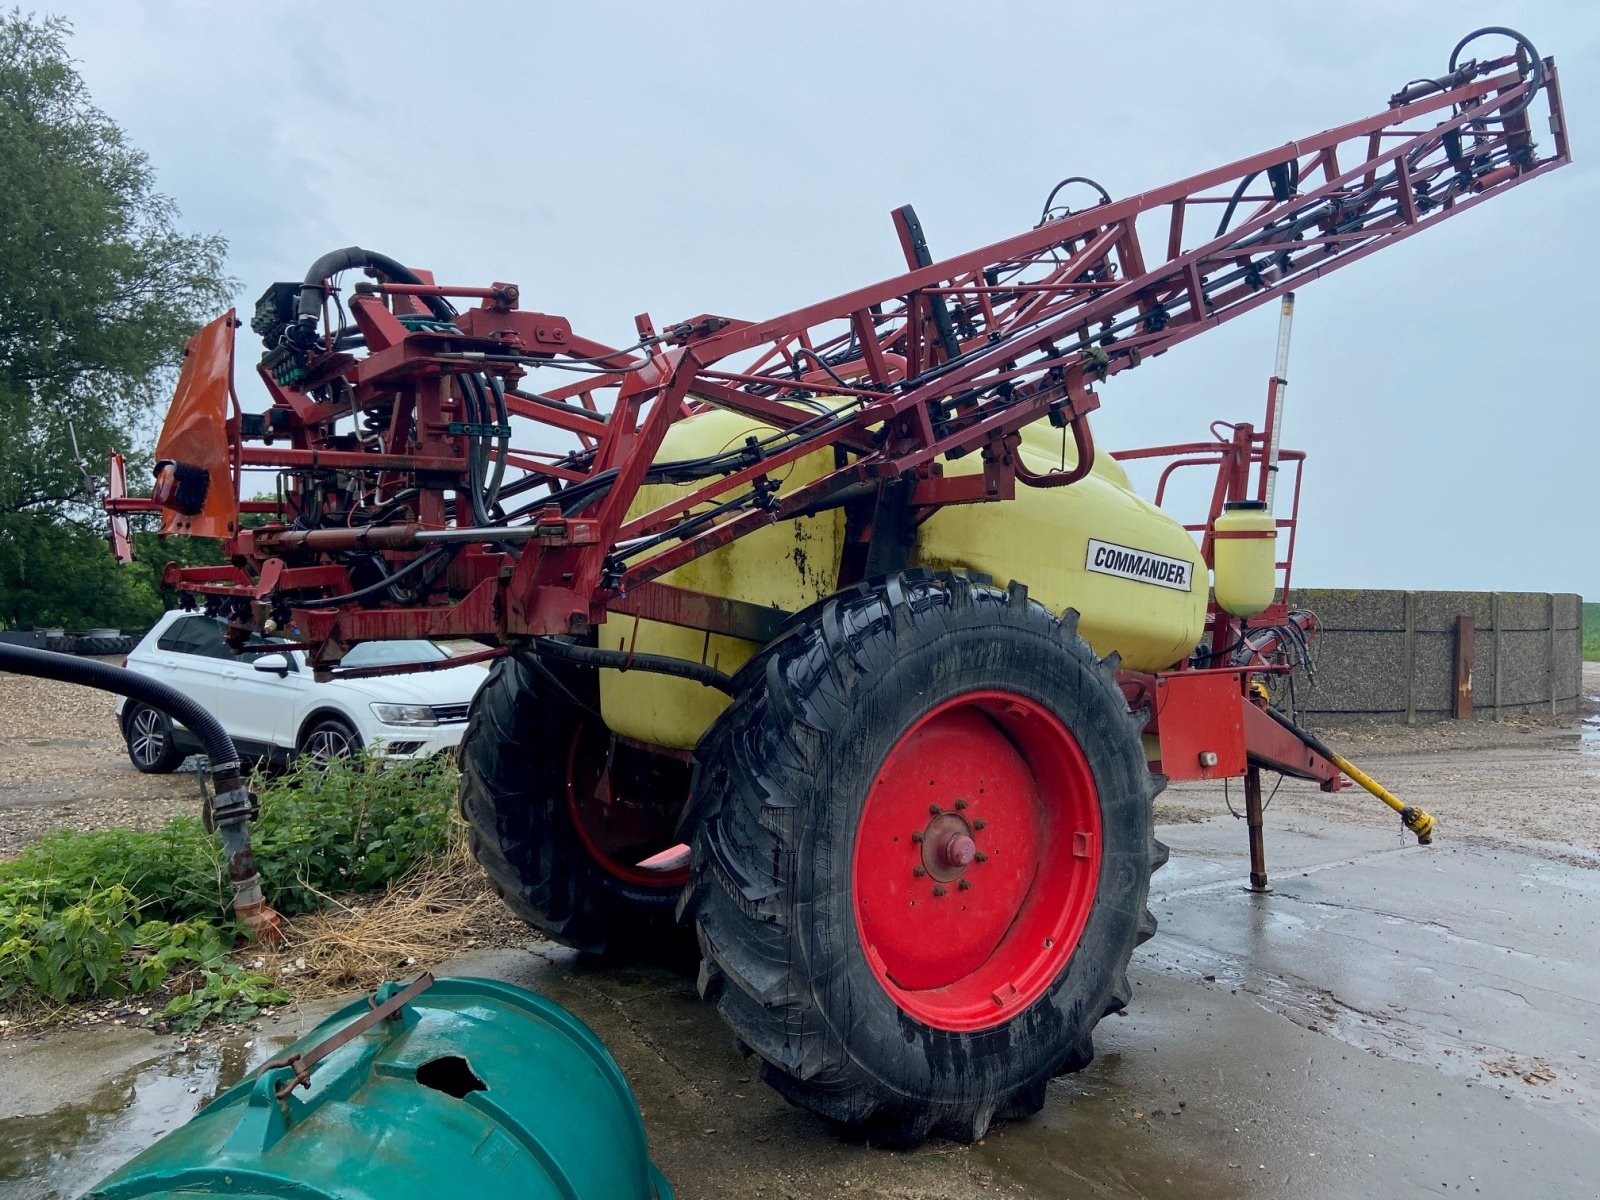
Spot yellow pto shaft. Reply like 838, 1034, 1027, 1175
1326, 752, 1435, 844
1263, 705, 1436, 844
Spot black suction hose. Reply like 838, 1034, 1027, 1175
289, 246, 454, 350
530, 637, 734, 694
0, 643, 283, 942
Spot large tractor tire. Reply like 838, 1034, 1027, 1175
682, 571, 1167, 1147
460, 653, 691, 957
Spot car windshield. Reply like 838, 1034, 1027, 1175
339, 640, 451, 668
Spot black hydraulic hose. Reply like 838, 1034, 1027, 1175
297, 545, 460, 608
485, 374, 510, 508
1039, 175, 1114, 225
0, 643, 281, 941
460, 374, 493, 528
1215, 160, 1301, 238
1449, 26, 1544, 122
530, 636, 734, 694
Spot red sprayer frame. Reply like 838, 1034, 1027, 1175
110, 44, 1568, 800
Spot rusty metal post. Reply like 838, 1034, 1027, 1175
1453, 614, 1475, 719
1244, 765, 1269, 892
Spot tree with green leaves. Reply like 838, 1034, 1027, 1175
0, 11, 232, 629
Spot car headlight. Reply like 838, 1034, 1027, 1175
370, 703, 438, 727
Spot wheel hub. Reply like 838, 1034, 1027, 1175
920, 812, 977, 881
851, 691, 1103, 1031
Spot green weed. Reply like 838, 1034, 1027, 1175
0, 753, 456, 1022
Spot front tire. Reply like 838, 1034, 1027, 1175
123, 703, 184, 774
682, 571, 1167, 1146
299, 717, 362, 768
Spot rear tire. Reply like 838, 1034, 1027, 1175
123, 703, 185, 774
682, 571, 1167, 1147
459, 653, 690, 957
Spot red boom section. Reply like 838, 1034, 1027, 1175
114, 45, 1567, 667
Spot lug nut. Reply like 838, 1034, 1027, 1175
958, 879, 972, 891
910, 830, 924, 843
932, 884, 947, 897
955, 798, 968, 810
912, 865, 927, 877
928, 804, 942, 816
975, 851, 988, 863
973, 819, 986, 830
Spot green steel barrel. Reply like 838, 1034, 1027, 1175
85, 975, 672, 1199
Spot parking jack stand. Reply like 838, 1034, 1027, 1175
1244, 765, 1270, 893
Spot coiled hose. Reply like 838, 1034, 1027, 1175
0, 643, 283, 943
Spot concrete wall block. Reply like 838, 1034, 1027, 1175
1499, 629, 1553, 707
1497, 592, 1552, 631
1236, 588, 1571, 723
1290, 588, 1408, 630
1552, 628, 1581, 699
1413, 591, 1494, 632
1411, 630, 1457, 712
1298, 631, 1408, 713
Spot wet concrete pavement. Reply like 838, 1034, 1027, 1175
4, 812, 1598, 1199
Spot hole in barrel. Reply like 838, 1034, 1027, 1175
416, 1054, 487, 1099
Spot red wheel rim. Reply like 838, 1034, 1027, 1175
851, 691, 1102, 1032
566, 728, 691, 889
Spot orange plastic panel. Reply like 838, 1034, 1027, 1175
155, 311, 238, 539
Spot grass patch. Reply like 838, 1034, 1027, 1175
1584, 601, 1599, 663
0, 754, 458, 1025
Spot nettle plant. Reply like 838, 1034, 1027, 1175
0, 753, 456, 1020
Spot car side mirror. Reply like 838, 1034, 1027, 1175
253, 652, 292, 677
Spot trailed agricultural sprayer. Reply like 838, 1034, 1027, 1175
105, 28, 1567, 1146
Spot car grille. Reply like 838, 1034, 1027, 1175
430, 703, 471, 724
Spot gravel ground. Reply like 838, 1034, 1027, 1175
0, 657, 198, 856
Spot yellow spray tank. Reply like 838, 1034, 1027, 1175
599, 410, 1206, 750
596, 408, 844, 749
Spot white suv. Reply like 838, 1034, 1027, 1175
117, 611, 488, 772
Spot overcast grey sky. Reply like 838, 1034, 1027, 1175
49, 1, 1600, 596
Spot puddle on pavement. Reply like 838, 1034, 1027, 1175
0, 1035, 280, 1200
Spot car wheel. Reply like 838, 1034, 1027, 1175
123, 703, 185, 774
299, 717, 363, 768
